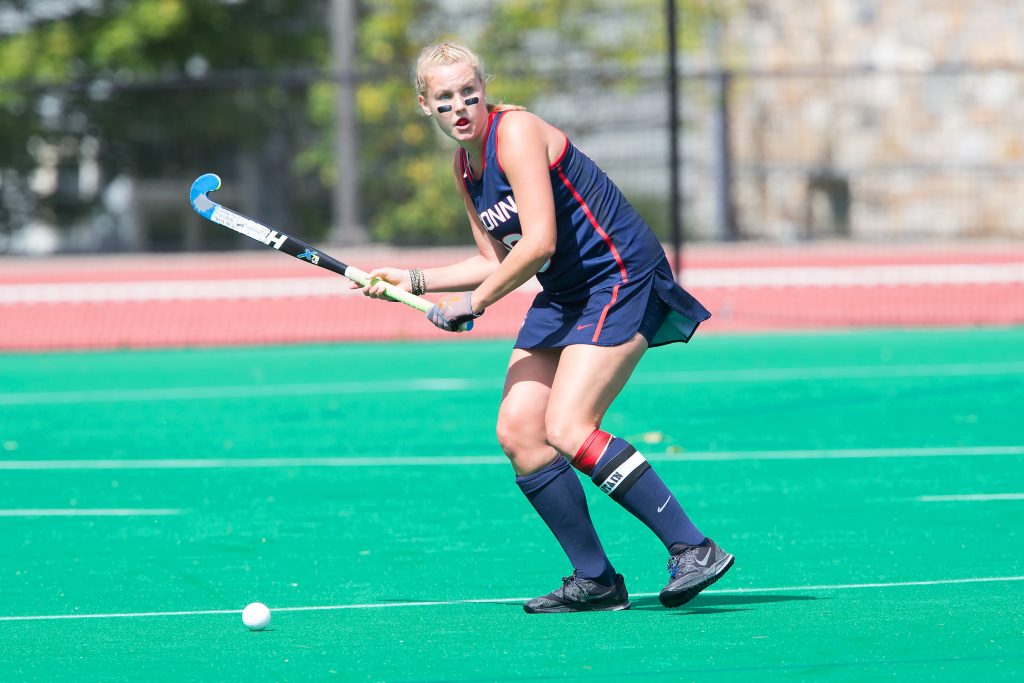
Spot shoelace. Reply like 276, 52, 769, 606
558, 571, 587, 599
666, 548, 696, 579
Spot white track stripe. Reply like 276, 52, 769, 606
0, 509, 183, 517
917, 493, 1024, 502
0, 446, 1021, 471
1, 575, 1021, 622
0, 278, 350, 304
2, 263, 1024, 304
685, 262, 1024, 288
2, 362, 1023, 406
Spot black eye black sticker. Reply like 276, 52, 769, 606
437, 104, 452, 113
464, 97, 479, 106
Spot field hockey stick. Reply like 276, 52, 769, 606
189, 173, 471, 331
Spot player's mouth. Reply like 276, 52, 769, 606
454, 117, 470, 129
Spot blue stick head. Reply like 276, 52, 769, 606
189, 173, 222, 218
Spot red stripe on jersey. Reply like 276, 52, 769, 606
459, 112, 497, 186
549, 136, 569, 169
571, 429, 613, 475
480, 110, 497, 176
556, 168, 629, 284
592, 283, 619, 342
494, 112, 506, 176
457, 149, 471, 191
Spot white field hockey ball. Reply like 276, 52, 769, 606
242, 602, 271, 630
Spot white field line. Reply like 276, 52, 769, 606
654, 446, 1024, 462
0, 378, 489, 406
1, 575, 1021, 622
1, 446, 1022, 471
2, 262, 1024, 304
3, 361, 1023, 406
917, 493, 1024, 502
0, 456, 506, 470
0, 508, 183, 517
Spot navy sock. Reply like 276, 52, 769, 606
515, 456, 616, 585
590, 436, 705, 549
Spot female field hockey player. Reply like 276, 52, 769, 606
359, 42, 733, 613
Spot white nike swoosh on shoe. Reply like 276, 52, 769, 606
656, 495, 672, 513
694, 551, 713, 567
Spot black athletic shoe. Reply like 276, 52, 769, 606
523, 571, 631, 613
658, 537, 734, 608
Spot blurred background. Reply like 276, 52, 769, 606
1, 0, 1022, 348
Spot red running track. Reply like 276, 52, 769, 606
1, 243, 1022, 351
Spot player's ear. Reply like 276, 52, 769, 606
417, 95, 432, 117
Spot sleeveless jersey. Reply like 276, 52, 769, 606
459, 110, 669, 301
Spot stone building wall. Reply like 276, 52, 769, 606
682, 0, 1024, 240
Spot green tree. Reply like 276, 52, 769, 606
301, 0, 465, 245
327, 0, 713, 245
0, 0, 328, 248
0, 0, 712, 250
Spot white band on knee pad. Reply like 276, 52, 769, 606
591, 447, 650, 501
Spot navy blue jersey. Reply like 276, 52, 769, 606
460, 109, 710, 347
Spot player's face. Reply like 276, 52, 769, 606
419, 62, 486, 144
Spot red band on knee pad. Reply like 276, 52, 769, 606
571, 429, 612, 475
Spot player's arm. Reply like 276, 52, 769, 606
468, 112, 556, 312
417, 155, 505, 291
361, 155, 502, 299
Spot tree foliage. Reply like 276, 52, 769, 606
0, 0, 709, 249
1, 0, 326, 168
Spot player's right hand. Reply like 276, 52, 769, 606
354, 267, 410, 300
426, 292, 481, 332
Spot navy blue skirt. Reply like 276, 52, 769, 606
514, 258, 711, 349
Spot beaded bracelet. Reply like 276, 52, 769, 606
409, 268, 426, 296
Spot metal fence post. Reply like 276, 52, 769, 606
666, 0, 684, 282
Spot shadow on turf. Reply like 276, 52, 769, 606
629, 593, 820, 612
371, 591, 819, 612
411, 593, 820, 614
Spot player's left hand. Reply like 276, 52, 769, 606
352, 267, 408, 301
426, 292, 482, 332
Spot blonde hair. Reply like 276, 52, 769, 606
413, 42, 525, 113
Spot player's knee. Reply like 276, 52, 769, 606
495, 427, 518, 460
543, 413, 595, 459
495, 416, 515, 456
497, 429, 556, 477
496, 407, 538, 458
